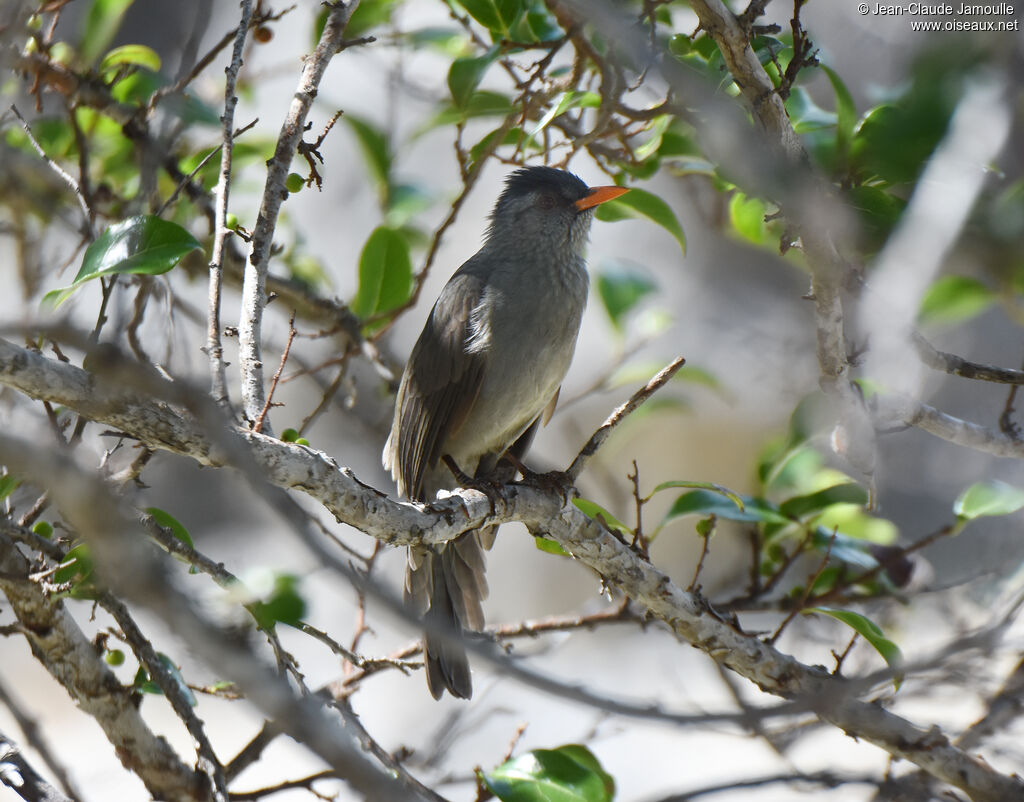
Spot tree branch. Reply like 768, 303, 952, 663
239, 0, 360, 430
1, 339, 1022, 799
206, 0, 253, 409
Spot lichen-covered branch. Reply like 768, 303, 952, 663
1, 339, 1021, 799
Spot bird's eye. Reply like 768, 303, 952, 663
537, 193, 557, 210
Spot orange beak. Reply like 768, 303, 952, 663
575, 185, 629, 211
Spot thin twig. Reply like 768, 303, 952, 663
9, 104, 94, 239
253, 310, 296, 434
566, 356, 685, 481
239, 2, 360, 430
207, 0, 253, 410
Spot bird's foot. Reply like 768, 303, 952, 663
442, 455, 505, 515
515, 465, 578, 506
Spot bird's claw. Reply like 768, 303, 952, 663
442, 455, 504, 516
518, 468, 577, 506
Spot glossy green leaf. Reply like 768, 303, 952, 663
44, 216, 201, 307
100, 44, 161, 74
145, 507, 194, 549
954, 480, 1024, 520
81, 0, 135, 65
573, 498, 631, 538
648, 480, 744, 512
345, 0, 399, 39
54, 544, 94, 587
809, 528, 880, 570
133, 653, 197, 705
352, 226, 413, 320
594, 188, 686, 254
345, 115, 391, 189
807, 606, 903, 682
455, 0, 525, 38
535, 536, 569, 556
785, 86, 837, 133
595, 265, 656, 332
662, 490, 787, 526
917, 275, 995, 328
133, 666, 162, 695
448, 47, 499, 108
779, 483, 869, 521
482, 744, 614, 802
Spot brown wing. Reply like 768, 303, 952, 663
389, 270, 487, 501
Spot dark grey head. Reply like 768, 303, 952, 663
485, 166, 626, 257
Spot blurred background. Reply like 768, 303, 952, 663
2, 1, 1024, 800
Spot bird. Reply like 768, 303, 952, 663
383, 166, 628, 699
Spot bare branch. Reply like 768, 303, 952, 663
239, 0, 361, 430
207, 0, 254, 409
2, 340, 1022, 799
567, 356, 685, 481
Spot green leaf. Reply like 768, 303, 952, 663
728, 192, 770, 244
425, 90, 516, 129
345, 115, 391, 189
523, 91, 599, 148
779, 483, 869, 521
662, 490, 787, 526
133, 666, 162, 695
81, 0, 135, 65
917, 275, 995, 328
251, 574, 307, 629
345, 0, 399, 39
595, 265, 656, 332
594, 188, 686, 254
99, 44, 161, 74
448, 47, 499, 108
44, 216, 201, 307
785, 86, 837, 133
454, 0, 525, 38
351, 226, 413, 322
145, 507, 194, 549
822, 65, 856, 160
649, 480, 745, 512
133, 654, 197, 705
0, 472, 21, 501
633, 114, 672, 161
807, 606, 903, 683
482, 744, 615, 802
32, 521, 54, 539
468, 126, 525, 173
573, 498, 631, 538
954, 480, 1024, 520
846, 185, 906, 252
534, 536, 569, 556
54, 543, 94, 587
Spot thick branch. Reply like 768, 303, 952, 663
1, 340, 1021, 799
0, 531, 209, 802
